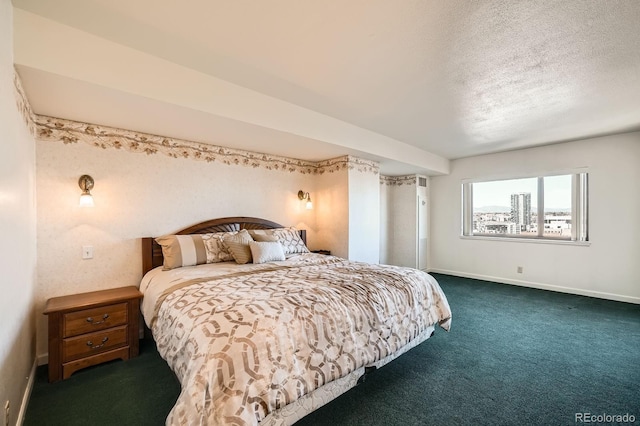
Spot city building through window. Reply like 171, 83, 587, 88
462, 173, 588, 242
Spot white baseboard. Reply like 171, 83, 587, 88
17, 358, 37, 426
428, 268, 640, 305
37, 353, 48, 366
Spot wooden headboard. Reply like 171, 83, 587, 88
141, 216, 306, 275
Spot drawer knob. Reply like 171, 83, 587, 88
86, 336, 109, 349
86, 314, 109, 325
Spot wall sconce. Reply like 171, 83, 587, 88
298, 190, 313, 210
78, 175, 95, 207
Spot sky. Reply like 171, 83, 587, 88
473, 175, 571, 209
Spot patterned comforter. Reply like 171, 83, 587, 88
141, 254, 451, 425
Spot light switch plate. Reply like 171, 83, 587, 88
82, 245, 94, 259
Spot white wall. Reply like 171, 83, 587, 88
315, 168, 349, 259
417, 182, 428, 270
429, 133, 640, 303
347, 167, 380, 263
390, 183, 418, 267
379, 181, 390, 264
35, 139, 319, 360
314, 159, 381, 262
379, 176, 429, 269
0, 2, 37, 424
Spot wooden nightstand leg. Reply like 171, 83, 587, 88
48, 312, 62, 382
128, 298, 140, 357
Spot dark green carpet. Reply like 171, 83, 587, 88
24, 338, 180, 426
25, 274, 640, 425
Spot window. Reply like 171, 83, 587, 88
462, 172, 588, 242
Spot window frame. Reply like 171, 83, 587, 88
461, 170, 589, 244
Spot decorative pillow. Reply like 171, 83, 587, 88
249, 241, 286, 264
222, 230, 254, 264
271, 227, 309, 254
155, 234, 208, 270
156, 231, 236, 270
249, 227, 309, 255
200, 232, 236, 263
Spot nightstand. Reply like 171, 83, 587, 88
44, 286, 142, 382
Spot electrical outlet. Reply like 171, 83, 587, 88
517, 266, 523, 274
4, 400, 9, 426
82, 245, 94, 259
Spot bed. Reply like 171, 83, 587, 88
140, 217, 451, 425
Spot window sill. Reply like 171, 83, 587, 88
460, 235, 591, 246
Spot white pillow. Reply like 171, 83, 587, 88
249, 241, 285, 264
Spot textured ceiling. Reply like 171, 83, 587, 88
12, 0, 640, 174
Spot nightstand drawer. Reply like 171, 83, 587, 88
62, 325, 128, 362
63, 303, 128, 337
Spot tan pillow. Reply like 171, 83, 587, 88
155, 234, 208, 270
247, 229, 273, 240
222, 230, 254, 264
249, 241, 285, 264
251, 233, 279, 242
156, 231, 236, 270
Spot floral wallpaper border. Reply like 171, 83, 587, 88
32, 114, 379, 176
380, 175, 417, 186
317, 155, 379, 175
13, 71, 37, 137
